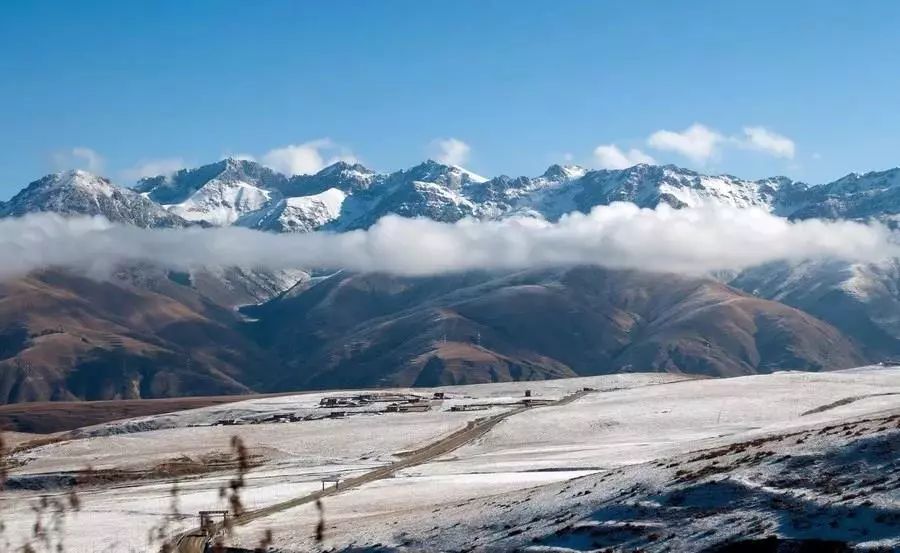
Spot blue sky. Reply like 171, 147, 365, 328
2, 1, 900, 197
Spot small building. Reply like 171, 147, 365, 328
450, 404, 490, 412
386, 403, 431, 413
522, 398, 554, 406
401, 403, 431, 412
366, 393, 425, 403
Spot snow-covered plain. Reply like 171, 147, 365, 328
1, 374, 682, 551
224, 367, 900, 552
3, 369, 898, 552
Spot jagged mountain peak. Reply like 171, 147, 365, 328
541, 164, 587, 181
757, 174, 800, 186
315, 160, 375, 177
404, 159, 454, 179
218, 157, 282, 180
402, 159, 487, 187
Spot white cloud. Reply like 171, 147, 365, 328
261, 139, 358, 176
645, 124, 797, 164
647, 124, 724, 164
121, 158, 187, 182
0, 206, 896, 281
52, 147, 105, 174
593, 144, 656, 169
429, 138, 471, 166
740, 127, 796, 159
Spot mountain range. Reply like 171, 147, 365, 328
9, 157, 900, 232
2, 158, 900, 403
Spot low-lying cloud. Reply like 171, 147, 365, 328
1, 204, 897, 281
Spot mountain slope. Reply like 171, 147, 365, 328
732, 259, 900, 359
0, 270, 280, 403
246, 267, 865, 390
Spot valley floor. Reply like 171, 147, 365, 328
1, 369, 898, 552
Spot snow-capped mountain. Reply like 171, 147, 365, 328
788, 167, 900, 220
0, 170, 187, 227
135, 158, 288, 226
397, 159, 489, 188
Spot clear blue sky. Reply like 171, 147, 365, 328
2, 0, 900, 197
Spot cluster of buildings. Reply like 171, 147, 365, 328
321, 391, 442, 416
209, 389, 558, 427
